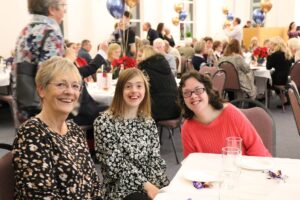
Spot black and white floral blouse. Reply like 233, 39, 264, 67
13, 117, 102, 200
94, 111, 169, 200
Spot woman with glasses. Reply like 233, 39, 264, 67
13, 57, 102, 199
178, 71, 271, 158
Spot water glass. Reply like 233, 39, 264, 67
222, 146, 240, 173
226, 137, 242, 155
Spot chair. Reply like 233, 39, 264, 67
231, 99, 276, 156
287, 81, 300, 136
0, 95, 21, 131
218, 61, 243, 99
199, 66, 218, 77
0, 143, 14, 200
290, 60, 300, 91
157, 117, 182, 164
212, 70, 226, 97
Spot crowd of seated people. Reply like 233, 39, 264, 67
9, 2, 299, 198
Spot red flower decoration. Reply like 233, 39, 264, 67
253, 47, 269, 59
111, 56, 137, 79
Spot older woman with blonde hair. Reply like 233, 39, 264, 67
267, 36, 293, 107
191, 40, 207, 71
13, 57, 102, 199
287, 38, 300, 61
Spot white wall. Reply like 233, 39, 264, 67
0, 0, 298, 58
0, 1, 30, 57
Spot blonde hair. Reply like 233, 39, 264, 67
109, 68, 151, 118
269, 36, 292, 60
107, 43, 121, 61
194, 40, 206, 54
140, 45, 158, 60
287, 38, 300, 52
35, 56, 81, 89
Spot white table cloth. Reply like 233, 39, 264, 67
86, 82, 115, 105
155, 153, 300, 200
0, 67, 11, 87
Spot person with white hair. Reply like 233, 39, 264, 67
153, 38, 177, 76
287, 38, 300, 61
178, 37, 195, 59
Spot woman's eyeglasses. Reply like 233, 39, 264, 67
182, 87, 206, 98
48, 81, 83, 92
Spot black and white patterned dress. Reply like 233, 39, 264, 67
13, 117, 102, 200
94, 112, 169, 200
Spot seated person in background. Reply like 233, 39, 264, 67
287, 38, 300, 62
192, 40, 207, 71
212, 40, 223, 63
153, 38, 177, 76
94, 68, 169, 200
107, 42, 122, 72
287, 21, 300, 39
219, 39, 256, 99
163, 26, 175, 47
138, 45, 180, 121
267, 36, 293, 106
178, 37, 195, 59
203, 36, 214, 66
13, 57, 102, 199
78, 39, 93, 63
178, 71, 271, 158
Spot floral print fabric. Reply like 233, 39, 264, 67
13, 117, 102, 199
94, 111, 169, 200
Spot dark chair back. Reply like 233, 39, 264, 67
231, 99, 276, 156
288, 81, 300, 136
0, 144, 14, 200
218, 61, 240, 90
212, 70, 226, 97
290, 60, 300, 91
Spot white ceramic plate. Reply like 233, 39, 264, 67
237, 158, 272, 171
183, 170, 220, 182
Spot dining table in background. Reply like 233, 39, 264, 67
155, 153, 300, 200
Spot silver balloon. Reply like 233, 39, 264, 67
106, 0, 125, 19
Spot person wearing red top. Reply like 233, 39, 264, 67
178, 71, 271, 158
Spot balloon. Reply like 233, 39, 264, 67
179, 11, 188, 21
174, 3, 183, 13
106, 0, 125, 19
227, 12, 234, 21
222, 6, 229, 15
260, 0, 272, 13
172, 17, 180, 26
252, 9, 265, 25
224, 20, 231, 27
125, 0, 139, 8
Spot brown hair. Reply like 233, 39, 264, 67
109, 68, 151, 118
212, 40, 222, 51
223, 39, 242, 56
178, 71, 224, 119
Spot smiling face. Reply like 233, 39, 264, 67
38, 72, 81, 117
123, 75, 145, 111
182, 77, 209, 114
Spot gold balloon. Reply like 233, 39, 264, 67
260, 0, 272, 13
222, 6, 229, 15
125, 0, 139, 8
172, 17, 180, 26
174, 3, 183, 13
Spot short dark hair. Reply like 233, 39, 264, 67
178, 71, 224, 119
123, 11, 132, 18
81, 39, 90, 46
203, 36, 213, 42
212, 40, 222, 51
234, 17, 241, 25
28, 0, 60, 15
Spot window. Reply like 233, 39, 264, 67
179, 0, 194, 40
128, 5, 141, 37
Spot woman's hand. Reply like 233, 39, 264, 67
143, 182, 160, 200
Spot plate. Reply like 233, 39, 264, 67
237, 158, 272, 171
183, 170, 220, 182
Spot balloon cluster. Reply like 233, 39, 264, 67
222, 6, 234, 22
106, 0, 139, 19
252, 0, 272, 26
172, 3, 188, 26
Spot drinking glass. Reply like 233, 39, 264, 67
226, 137, 242, 155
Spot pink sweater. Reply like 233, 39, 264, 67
182, 103, 271, 158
